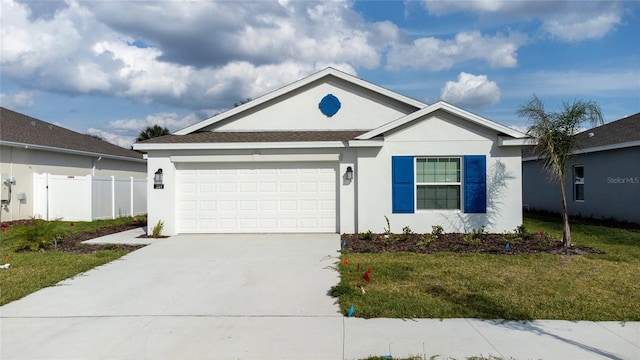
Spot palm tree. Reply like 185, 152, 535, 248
136, 125, 170, 142
517, 95, 604, 247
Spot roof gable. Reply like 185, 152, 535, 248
0, 107, 144, 161
356, 101, 528, 140
175, 67, 426, 135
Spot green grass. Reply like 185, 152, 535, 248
336, 214, 640, 321
0, 217, 144, 305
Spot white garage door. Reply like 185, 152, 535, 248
176, 162, 337, 233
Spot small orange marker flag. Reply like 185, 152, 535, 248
343, 259, 349, 266
5, 256, 8, 264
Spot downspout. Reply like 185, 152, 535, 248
92, 156, 102, 176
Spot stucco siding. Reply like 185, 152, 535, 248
523, 146, 640, 223
356, 112, 523, 234
209, 80, 415, 132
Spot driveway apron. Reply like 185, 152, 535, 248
1, 234, 344, 360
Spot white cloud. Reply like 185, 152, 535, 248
422, 0, 512, 15
108, 112, 201, 133
421, 0, 623, 42
0, 91, 35, 108
0, 0, 372, 111
511, 69, 640, 98
440, 72, 501, 108
87, 112, 202, 148
86, 128, 135, 149
387, 31, 524, 70
544, 11, 621, 42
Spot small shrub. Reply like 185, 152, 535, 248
416, 233, 434, 249
431, 225, 445, 237
463, 226, 487, 245
397, 226, 413, 241
151, 220, 164, 238
12, 219, 67, 252
358, 230, 374, 240
383, 215, 391, 235
515, 224, 526, 235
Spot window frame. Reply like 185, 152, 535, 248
415, 157, 462, 211
574, 165, 585, 202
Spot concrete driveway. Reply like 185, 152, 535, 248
1, 234, 345, 359
2, 232, 638, 359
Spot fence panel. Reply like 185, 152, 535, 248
32, 173, 48, 220
33, 173, 147, 221
92, 176, 113, 220
132, 178, 147, 216
48, 175, 92, 221
114, 177, 132, 218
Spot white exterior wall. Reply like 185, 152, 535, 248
210, 80, 415, 131
145, 148, 358, 236
0, 145, 146, 221
355, 111, 523, 234
146, 152, 177, 235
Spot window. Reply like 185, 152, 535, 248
574, 165, 584, 201
416, 158, 461, 210
391, 155, 485, 214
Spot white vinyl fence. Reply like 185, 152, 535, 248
33, 173, 147, 221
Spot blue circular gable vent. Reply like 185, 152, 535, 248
319, 94, 341, 117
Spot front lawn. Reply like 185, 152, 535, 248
0, 217, 146, 305
334, 214, 640, 320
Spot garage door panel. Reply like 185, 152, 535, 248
177, 162, 337, 233
260, 182, 277, 192
260, 200, 277, 211
219, 183, 236, 192
320, 200, 335, 211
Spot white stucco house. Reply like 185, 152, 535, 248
133, 68, 529, 235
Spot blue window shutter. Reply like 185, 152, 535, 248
464, 155, 486, 213
392, 156, 414, 213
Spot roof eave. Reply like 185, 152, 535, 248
133, 141, 349, 151
498, 136, 536, 147
357, 101, 528, 140
1, 140, 146, 163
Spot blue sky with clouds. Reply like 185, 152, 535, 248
1, 0, 638, 148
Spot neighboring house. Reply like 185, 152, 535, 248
0, 107, 147, 221
522, 113, 640, 224
134, 68, 529, 235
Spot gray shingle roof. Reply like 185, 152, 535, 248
137, 130, 369, 144
522, 112, 640, 158
0, 107, 144, 160
574, 112, 640, 149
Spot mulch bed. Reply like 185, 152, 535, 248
4, 219, 146, 254
341, 232, 604, 255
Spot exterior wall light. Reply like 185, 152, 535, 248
154, 169, 164, 189
346, 166, 354, 181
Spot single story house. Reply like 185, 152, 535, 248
134, 68, 529, 235
0, 107, 147, 221
522, 113, 640, 224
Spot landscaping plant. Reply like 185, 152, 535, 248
517, 96, 604, 247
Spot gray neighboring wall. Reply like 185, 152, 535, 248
522, 113, 640, 224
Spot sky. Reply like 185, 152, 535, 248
1, 0, 639, 149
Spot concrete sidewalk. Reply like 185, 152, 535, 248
1, 231, 638, 359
